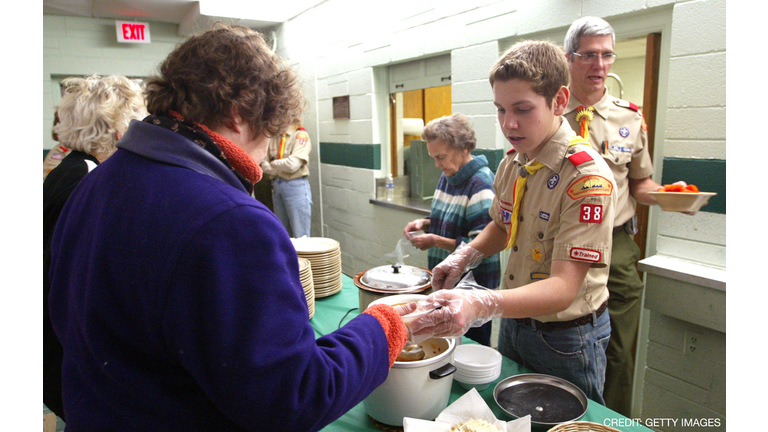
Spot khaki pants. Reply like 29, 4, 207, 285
602, 231, 644, 416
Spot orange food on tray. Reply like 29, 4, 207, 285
658, 183, 699, 193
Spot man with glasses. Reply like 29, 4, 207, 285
563, 16, 663, 416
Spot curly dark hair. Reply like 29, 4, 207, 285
145, 24, 305, 138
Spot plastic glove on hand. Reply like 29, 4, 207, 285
392, 302, 417, 317
406, 288, 505, 340
431, 245, 484, 290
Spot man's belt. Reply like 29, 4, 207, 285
514, 300, 608, 332
613, 214, 638, 236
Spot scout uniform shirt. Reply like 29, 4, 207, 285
564, 90, 654, 226
490, 119, 617, 323
264, 126, 311, 180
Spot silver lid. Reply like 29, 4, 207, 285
360, 264, 431, 291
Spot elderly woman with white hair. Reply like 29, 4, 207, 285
403, 112, 500, 346
43, 74, 146, 420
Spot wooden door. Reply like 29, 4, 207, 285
634, 32, 662, 264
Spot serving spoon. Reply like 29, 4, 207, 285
397, 306, 443, 361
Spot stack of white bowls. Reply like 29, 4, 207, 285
453, 344, 503, 391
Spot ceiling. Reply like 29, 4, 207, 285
42, 0, 326, 34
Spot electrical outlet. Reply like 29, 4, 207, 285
685, 329, 703, 355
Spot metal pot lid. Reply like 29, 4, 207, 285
493, 373, 588, 427
360, 264, 431, 291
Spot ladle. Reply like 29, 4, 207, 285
397, 306, 443, 362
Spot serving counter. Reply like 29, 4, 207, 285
312, 274, 653, 432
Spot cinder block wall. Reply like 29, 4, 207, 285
642, 311, 726, 431
653, 0, 726, 267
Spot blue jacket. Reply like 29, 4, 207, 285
49, 120, 390, 431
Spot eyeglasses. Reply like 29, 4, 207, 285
571, 52, 617, 64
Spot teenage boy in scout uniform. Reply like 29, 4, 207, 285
563, 17, 676, 415
261, 124, 313, 238
407, 40, 617, 404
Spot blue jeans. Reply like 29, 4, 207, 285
497, 309, 611, 405
272, 177, 312, 238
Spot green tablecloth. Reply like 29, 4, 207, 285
312, 274, 652, 432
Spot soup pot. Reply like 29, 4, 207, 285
363, 295, 456, 427
354, 264, 432, 311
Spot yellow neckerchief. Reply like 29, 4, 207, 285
504, 135, 592, 250
277, 133, 289, 159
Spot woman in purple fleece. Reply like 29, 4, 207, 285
48, 24, 407, 432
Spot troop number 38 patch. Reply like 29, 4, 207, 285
580, 204, 603, 223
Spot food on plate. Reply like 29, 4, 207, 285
657, 183, 699, 193
450, 418, 501, 432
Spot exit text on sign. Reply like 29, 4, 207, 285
116, 21, 151, 44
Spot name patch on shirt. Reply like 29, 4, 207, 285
566, 175, 613, 200
610, 144, 632, 153
570, 247, 601, 262
579, 204, 604, 223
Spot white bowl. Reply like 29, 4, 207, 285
453, 344, 502, 371
455, 368, 501, 383
455, 368, 501, 380
455, 368, 500, 391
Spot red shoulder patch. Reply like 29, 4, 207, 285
568, 150, 593, 167
614, 99, 642, 114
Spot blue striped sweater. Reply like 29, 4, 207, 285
427, 155, 500, 290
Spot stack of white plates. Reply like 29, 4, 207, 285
453, 344, 503, 391
298, 257, 315, 318
291, 237, 343, 298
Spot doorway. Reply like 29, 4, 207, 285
389, 84, 452, 178
610, 33, 662, 264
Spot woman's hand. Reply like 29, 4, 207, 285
404, 218, 428, 239
409, 233, 436, 250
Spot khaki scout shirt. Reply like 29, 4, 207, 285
490, 120, 616, 322
265, 126, 311, 181
565, 90, 654, 226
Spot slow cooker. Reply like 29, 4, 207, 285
354, 263, 432, 311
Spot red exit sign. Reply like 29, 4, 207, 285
116, 21, 151, 44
